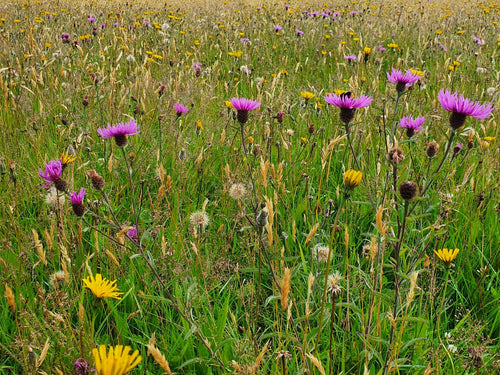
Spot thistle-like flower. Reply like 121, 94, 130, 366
399, 181, 418, 201
82, 274, 123, 300
438, 89, 494, 130
174, 103, 189, 117
39, 159, 67, 192
70, 188, 86, 217
387, 68, 420, 93
434, 248, 459, 264
399, 115, 425, 137
92, 345, 142, 375
230, 97, 261, 124
324, 93, 373, 124
97, 119, 140, 147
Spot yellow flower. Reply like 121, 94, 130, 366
434, 248, 459, 264
344, 169, 363, 189
300, 91, 315, 100
196, 120, 203, 130
225, 100, 233, 109
333, 89, 346, 95
228, 50, 243, 58
484, 136, 496, 142
83, 274, 123, 300
93, 345, 142, 375
436, 30, 443, 35
363, 46, 371, 55
60, 151, 76, 166
387, 43, 399, 49
247, 136, 254, 144
410, 69, 424, 76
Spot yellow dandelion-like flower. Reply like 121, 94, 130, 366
228, 50, 243, 58
225, 100, 233, 109
93, 345, 142, 375
387, 43, 399, 49
333, 89, 346, 95
344, 169, 363, 189
279, 69, 288, 75
434, 248, 459, 264
410, 68, 424, 76
83, 274, 123, 300
300, 91, 316, 100
484, 136, 495, 142
61, 151, 76, 166
363, 46, 371, 55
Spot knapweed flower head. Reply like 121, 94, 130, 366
230, 97, 260, 124
39, 159, 67, 191
344, 55, 357, 61
70, 188, 86, 217
399, 115, 425, 137
438, 89, 494, 130
82, 274, 123, 300
273, 24, 282, 32
387, 68, 420, 93
296, 29, 304, 35
97, 119, 140, 147
73, 358, 91, 375
127, 225, 138, 240
434, 248, 459, 264
174, 103, 189, 117
399, 181, 418, 201
324, 93, 373, 124
92, 345, 142, 375
344, 169, 363, 189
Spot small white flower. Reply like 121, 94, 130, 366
126, 54, 136, 63
486, 87, 496, 95
447, 344, 457, 353
476, 67, 486, 74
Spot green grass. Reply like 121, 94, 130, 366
0, 0, 499, 374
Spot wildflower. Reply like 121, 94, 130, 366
388, 147, 405, 163
387, 68, 420, 93
240, 38, 251, 44
300, 91, 315, 100
377, 45, 386, 52
387, 43, 399, 49
230, 97, 261, 124
296, 29, 304, 35
228, 50, 243, 58
82, 274, 123, 300
426, 141, 439, 158
73, 358, 91, 375
399, 115, 425, 137
174, 103, 189, 117
92, 345, 142, 375
229, 183, 247, 200
189, 211, 209, 230
45, 186, 65, 208
70, 188, 86, 217
434, 248, 459, 264
472, 37, 484, 45
97, 119, 140, 147
314, 244, 330, 263
362, 46, 371, 62
438, 89, 494, 130
60, 151, 76, 168
39, 159, 67, 191
324, 93, 373, 125
61, 33, 70, 43
87, 169, 105, 190
453, 143, 463, 156
273, 24, 282, 32
327, 271, 343, 296
399, 181, 418, 201
344, 55, 357, 61
276, 111, 285, 123
127, 225, 138, 239
344, 169, 363, 189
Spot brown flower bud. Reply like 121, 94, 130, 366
388, 147, 405, 163
399, 181, 418, 201
426, 141, 439, 158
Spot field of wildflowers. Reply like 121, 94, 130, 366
0, 0, 499, 373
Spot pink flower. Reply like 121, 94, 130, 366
438, 89, 494, 129
230, 97, 260, 124
39, 159, 65, 190
97, 119, 140, 147
387, 68, 420, 92
70, 188, 86, 217
324, 93, 373, 124
399, 115, 425, 137
174, 103, 189, 116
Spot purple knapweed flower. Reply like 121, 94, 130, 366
296, 29, 304, 35
87, 15, 96, 22
240, 38, 251, 44
387, 68, 420, 93
377, 45, 386, 52
344, 55, 357, 61
39, 159, 67, 191
61, 33, 70, 43
273, 24, 282, 32
97, 118, 140, 147
174, 103, 189, 117
127, 225, 138, 239
472, 37, 484, 45
399, 115, 425, 137
70, 188, 86, 217
324, 93, 373, 124
438, 89, 494, 130
230, 97, 260, 124
73, 358, 91, 375
440, 44, 447, 51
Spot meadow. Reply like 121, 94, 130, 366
0, 0, 499, 373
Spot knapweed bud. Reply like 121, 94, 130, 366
87, 170, 105, 190
276, 111, 285, 123
399, 181, 418, 201
426, 141, 439, 158
70, 188, 86, 217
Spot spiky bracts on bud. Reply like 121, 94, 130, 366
87, 170, 105, 190
426, 141, 439, 158
388, 147, 405, 163
399, 181, 418, 201
70, 188, 86, 217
